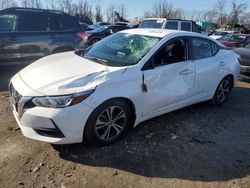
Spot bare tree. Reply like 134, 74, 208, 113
143, 0, 183, 19
95, 0, 102, 22
106, 4, 115, 22
118, 4, 127, 20
216, 0, 226, 25
229, 0, 248, 27
77, 0, 93, 23
0, 0, 17, 9
45, 0, 57, 10
20, 0, 42, 8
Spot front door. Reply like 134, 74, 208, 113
142, 37, 195, 116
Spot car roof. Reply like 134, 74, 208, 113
142, 18, 194, 22
120, 28, 198, 38
0, 7, 69, 16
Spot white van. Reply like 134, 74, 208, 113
139, 18, 201, 33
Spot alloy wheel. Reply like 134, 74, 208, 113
217, 79, 232, 103
95, 106, 127, 141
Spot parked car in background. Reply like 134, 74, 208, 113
139, 18, 201, 33
115, 22, 135, 28
79, 22, 90, 31
217, 34, 250, 48
233, 43, 250, 80
85, 25, 129, 45
0, 7, 87, 66
210, 29, 240, 40
10, 29, 240, 145
88, 22, 110, 30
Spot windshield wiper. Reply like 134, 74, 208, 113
85, 56, 108, 65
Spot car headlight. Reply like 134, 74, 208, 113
32, 90, 94, 108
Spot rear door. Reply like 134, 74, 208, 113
190, 37, 221, 100
18, 12, 56, 64
51, 15, 83, 51
0, 13, 22, 65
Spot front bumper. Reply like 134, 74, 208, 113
9, 81, 94, 144
240, 65, 250, 80
240, 65, 250, 74
12, 101, 94, 144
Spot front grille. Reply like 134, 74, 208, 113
9, 83, 33, 118
9, 83, 22, 112
240, 59, 250, 66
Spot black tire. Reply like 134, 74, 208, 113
210, 76, 234, 106
84, 99, 132, 146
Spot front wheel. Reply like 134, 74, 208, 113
84, 99, 132, 146
211, 76, 233, 105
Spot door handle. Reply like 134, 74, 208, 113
8, 36, 19, 41
180, 69, 193, 75
219, 61, 225, 67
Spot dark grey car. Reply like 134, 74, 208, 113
0, 7, 87, 66
233, 43, 250, 80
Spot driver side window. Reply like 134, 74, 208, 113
154, 38, 188, 66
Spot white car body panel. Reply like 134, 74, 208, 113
10, 29, 240, 144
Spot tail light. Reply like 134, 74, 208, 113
77, 32, 88, 44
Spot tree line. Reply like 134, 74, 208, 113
0, 0, 249, 28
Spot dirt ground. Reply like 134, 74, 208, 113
0, 79, 250, 188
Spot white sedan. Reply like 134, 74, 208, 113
10, 29, 240, 146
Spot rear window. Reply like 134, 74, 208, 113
192, 38, 213, 59
140, 20, 164, 28
0, 14, 17, 32
19, 14, 49, 32
165, 21, 178, 30
181, 22, 191, 31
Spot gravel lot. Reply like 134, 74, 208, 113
0, 66, 250, 188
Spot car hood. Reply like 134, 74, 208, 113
18, 52, 116, 96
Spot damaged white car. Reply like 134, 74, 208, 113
10, 29, 240, 145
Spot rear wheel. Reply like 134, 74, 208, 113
84, 99, 131, 146
211, 76, 233, 105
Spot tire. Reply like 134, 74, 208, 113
84, 99, 132, 146
210, 76, 234, 106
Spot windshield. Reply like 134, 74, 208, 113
140, 20, 164, 28
82, 32, 161, 67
